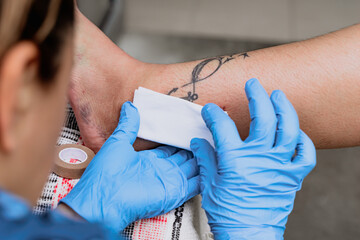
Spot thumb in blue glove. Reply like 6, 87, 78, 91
191, 78, 316, 240
60, 101, 200, 233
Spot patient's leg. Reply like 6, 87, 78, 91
69, 10, 150, 151
69, 9, 360, 152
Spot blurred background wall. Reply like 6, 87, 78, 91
78, 1, 360, 239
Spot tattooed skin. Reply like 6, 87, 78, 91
167, 53, 249, 102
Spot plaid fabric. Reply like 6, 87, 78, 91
34, 104, 200, 240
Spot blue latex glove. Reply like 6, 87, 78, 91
61, 101, 200, 233
190, 78, 316, 240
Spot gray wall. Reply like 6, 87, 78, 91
122, 0, 360, 42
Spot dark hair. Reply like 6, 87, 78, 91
20, 0, 74, 82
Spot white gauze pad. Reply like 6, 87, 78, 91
133, 87, 215, 150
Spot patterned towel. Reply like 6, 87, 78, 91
33, 105, 209, 240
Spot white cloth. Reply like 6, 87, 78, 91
133, 87, 215, 151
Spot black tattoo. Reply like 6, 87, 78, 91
168, 53, 249, 102
167, 87, 179, 95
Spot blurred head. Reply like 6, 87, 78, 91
0, 0, 74, 205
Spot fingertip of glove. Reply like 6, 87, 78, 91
245, 78, 260, 99
120, 101, 138, 117
190, 138, 200, 150
245, 78, 259, 89
246, 78, 259, 86
270, 89, 285, 101
201, 103, 225, 124
123, 101, 137, 111
201, 103, 217, 115
117, 102, 140, 135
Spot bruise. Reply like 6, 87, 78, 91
79, 104, 91, 124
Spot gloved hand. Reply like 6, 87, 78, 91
190, 78, 316, 240
61, 102, 200, 233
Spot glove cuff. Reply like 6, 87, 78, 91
58, 184, 92, 221
211, 226, 284, 240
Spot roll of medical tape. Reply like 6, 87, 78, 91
53, 144, 95, 179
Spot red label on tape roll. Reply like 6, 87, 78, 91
53, 144, 95, 179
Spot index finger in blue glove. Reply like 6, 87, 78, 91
201, 103, 242, 152
167, 149, 193, 166
185, 176, 201, 201
150, 145, 180, 158
270, 90, 299, 149
190, 138, 217, 190
245, 78, 277, 148
179, 158, 199, 179
292, 130, 316, 178
111, 101, 140, 145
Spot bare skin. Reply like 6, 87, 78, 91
0, 38, 73, 205
70, 9, 360, 153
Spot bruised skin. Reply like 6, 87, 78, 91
69, 13, 160, 151
70, 67, 160, 152
69, 10, 152, 152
